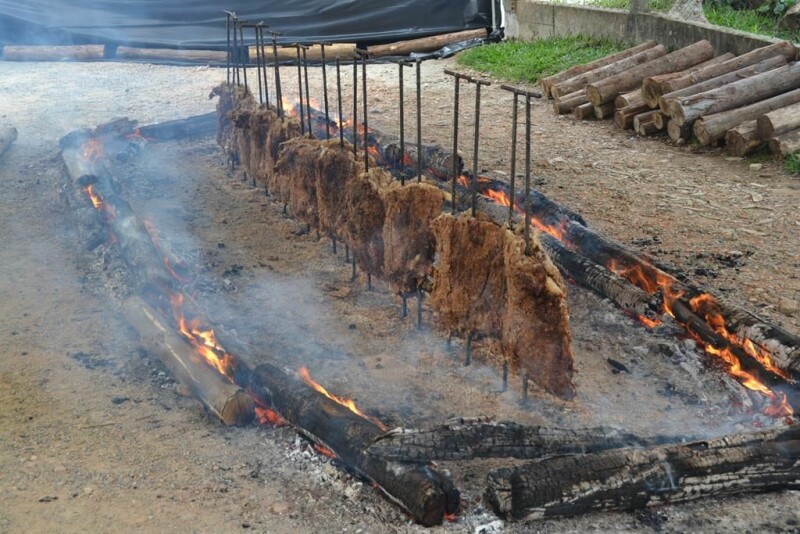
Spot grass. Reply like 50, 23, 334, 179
456, 36, 630, 83
587, 0, 675, 11
704, 5, 798, 40
786, 152, 800, 174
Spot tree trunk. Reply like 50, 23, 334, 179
485, 426, 800, 521
641, 53, 734, 108
586, 40, 715, 106
124, 297, 254, 426
652, 111, 667, 130
667, 119, 693, 142
661, 40, 798, 94
614, 103, 650, 129
553, 91, 589, 114
249, 43, 357, 63
247, 362, 459, 526
540, 41, 658, 98
615, 89, 644, 109
693, 88, 800, 145
669, 62, 800, 126
0, 126, 17, 159
573, 102, 595, 120
367, 419, 683, 462
660, 56, 788, 115
366, 28, 487, 58
137, 112, 217, 141
769, 128, 800, 157
757, 101, 800, 138
725, 120, 764, 157
2, 45, 105, 61
116, 47, 226, 63
593, 103, 615, 119
634, 111, 660, 136
551, 46, 667, 99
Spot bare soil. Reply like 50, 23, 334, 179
1, 57, 799, 533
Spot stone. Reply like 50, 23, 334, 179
778, 297, 798, 316
749, 163, 763, 171
779, 1, 800, 30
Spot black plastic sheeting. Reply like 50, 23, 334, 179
0, 0, 498, 49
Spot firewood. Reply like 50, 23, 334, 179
668, 62, 800, 126
551, 45, 667, 99
573, 102, 595, 120
667, 119, 693, 142
593, 103, 615, 119
116, 47, 226, 63
586, 40, 715, 106
641, 53, 734, 108
659, 56, 788, 116
694, 89, 800, 146
614, 89, 644, 109
757, 101, 800, 138
0, 126, 17, 159
248, 43, 357, 63
652, 111, 667, 130
123, 297, 254, 426
633, 111, 660, 136
137, 112, 217, 141
661, 41, 798, 94
725, 120, 764, 157
1, 45, 105, 61
540, 41, 658, 98
614, 103, 650, 129
366, 28, 487, 58
248, 362, 459, 526
552, 91, 589, 114
769, 128, 800, 157
368, 419, 683, 462
485, 426, 800, 521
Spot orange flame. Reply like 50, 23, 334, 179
313, 443, 337, 458
298, 367, 387, 431
85, 185, 103, 209
255, 405, 288, 427
82, 138, 104, 162
169, 293, 235, 379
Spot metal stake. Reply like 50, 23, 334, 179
295, 45, 306, 135
351, 254, 357, 281
270, 31, 283, 118
302, 46, 312, 135
320, 43, 331, 140
367, 273, 372, 291
522, 373, 530, 403
225, 12, 232, 85
248, 24, 263, 103
502, 361, 509, 392
524, 94, 532, 256
402, 296, 408, 318
238, 21, 248, 92
416, 287, 423, 330
336, 56, 343, 147
231, 14, 240, 85
465, 331, 473, 366
345, 243, 350, 263
443, 70, 464, 214
359, 49, 368, 171
258, 24, 269, 105
352, 55, 358, 158
468, 77, 491, 217
416, 59, 422, 183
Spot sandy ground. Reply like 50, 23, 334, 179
1, 58, 799, 533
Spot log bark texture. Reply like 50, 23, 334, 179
669, 62, 800, 126
661, 40, 798, 94
367, 28, 487, 58
668, 119, 693, 142
485, 426, 800, 521
769, 128, 800, 157
573, 102, 595, 120
757, 101, 800, 138
614, 104, 650, 129
553, 92, 589, 115
593, 103, 615, 119
615, 89, 644, 109
693, 88, 800, 146
0, 125, 17, 159
2, 45, 105, 61
249, 43, 357, 63
586, 40, 715, 106
540, 41, 658, 97
641, 53, 734, 108
725, 120, 763, 157
116, 47, 226, 63
634, 113, 659, 136
248, 362, 459, 526
124, 297, 254, 426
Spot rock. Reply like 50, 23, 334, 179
668, 0, 708, 21
779, 1, 800, 30
749, 163, 763, 171
270, 502, 290, 514
83, 486, 94, 495
778, 297, 798, 316
475, 519, 504, 533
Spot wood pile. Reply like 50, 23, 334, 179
545, 39, 800, 158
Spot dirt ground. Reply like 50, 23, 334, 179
1, 57, 799, 533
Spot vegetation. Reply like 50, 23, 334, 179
704, 3, 798, 40
456, 36, 629, 83
588, 0, 675, 11
785, 152, 800, 174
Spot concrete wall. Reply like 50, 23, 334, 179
504, 0, 793, 55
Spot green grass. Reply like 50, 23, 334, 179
785, 153, 800, 174
703, 4, 797, 40
586, 0, 675, 11
456, 36, 630, 83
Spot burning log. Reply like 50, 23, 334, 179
0, 125, 17, 159
667, 62, 800, 126
366, 28, 488, 58
551, 45, 667, 99
540, 41, 659, 98
769, 128, 800, 157
693, 89, 800, 146
485, 426, 800, 521
378, 134, 464, 180
641, 53, 735, 109
247, 362, 459, 526
757, 101, 800, 139
725, 120, 763, 157
1, 45, 105, 62
660, 41, 798, 94
136, 112, 217, 141
124, 296, 254, 426
368, 419, 683, 462
586, 40, 715, 106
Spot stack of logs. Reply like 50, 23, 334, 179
545, 39, 800, 157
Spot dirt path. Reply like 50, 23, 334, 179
1, 58, 799, 533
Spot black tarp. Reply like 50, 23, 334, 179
0, 1, 497, 49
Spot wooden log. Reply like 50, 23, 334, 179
694, 88, 800, 145
116, 47, 226, 63
757, 101, 800, 138
614, 103, 650, 129
769, 128, 800, 157
669, 62, 800, 126
540, 41, 658, 98
641, 53, 734, 108
573, 102, 595, 120
633, 111, 660, 136
123, 296, 254, 426
248, 362, 459, 526
551, 45, 667, 99
137, 112, 218, 142
725, 120, 764, 157
485, 426, 800, 521
593, 103, 615, 119
0, 126, 17, 159
1, 45, 105, 61
660, 56, 788, 116
652, 111, 667, 130
553, 91, 589, 114
586, 40, 715, 106
249, 43, 357, 63
615, 89, 644, 109
667, 119, 693, 142
661, 41, 798, 94
368, 419, 683, 462
366, 28, 487, 58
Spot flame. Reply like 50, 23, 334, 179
444, 512, 459, 522
169, 292, 235, 379
82, 137, 104, 162
85, 185, 103, 209
255, 405, 288, 427
313, 443, 337, 458
484, 188, 512, 207
298, 366, 387, 431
